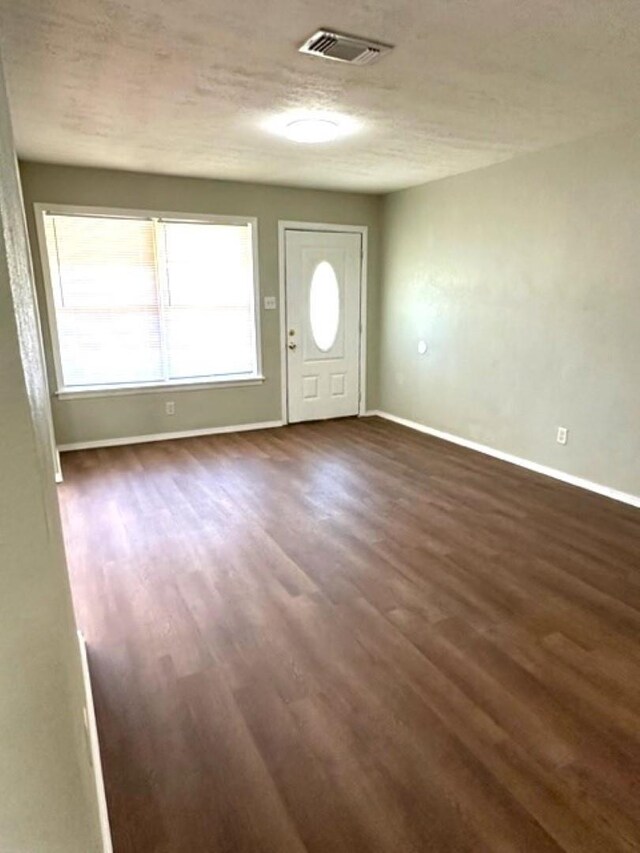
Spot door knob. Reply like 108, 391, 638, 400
288, 342, 297, 350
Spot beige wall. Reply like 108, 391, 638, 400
20, 162, 382, 446
0, 58, 102, 852
380, 126, 640, 498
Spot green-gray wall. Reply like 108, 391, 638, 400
20, 162, 382, 446
0, 58, 102, 852
380, 127, 640, 498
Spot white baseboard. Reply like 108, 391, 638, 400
58, 420, 285, 452
78, 632, 113, 853
370, 411, 640, 509
54, 448, 63, 483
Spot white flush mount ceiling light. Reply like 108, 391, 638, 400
265, 112, 360, 145
285, 118, 340, 143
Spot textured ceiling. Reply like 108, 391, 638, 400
2, 0, 640, 192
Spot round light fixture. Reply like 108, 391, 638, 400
284, 117, 340, 143
263, 111, 359, 144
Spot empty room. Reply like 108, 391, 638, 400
1, 1, 639, 851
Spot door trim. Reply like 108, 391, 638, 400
278, 221, 368, 423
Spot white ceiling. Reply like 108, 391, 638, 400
2, 0, 640, 193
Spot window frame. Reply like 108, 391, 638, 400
34, 203, 264, 398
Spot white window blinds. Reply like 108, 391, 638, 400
42, 212, 258, 390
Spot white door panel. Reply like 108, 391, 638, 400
285, 230, 362, 423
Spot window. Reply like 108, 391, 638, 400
309, 260, 340, 352
38, 208, 261, 394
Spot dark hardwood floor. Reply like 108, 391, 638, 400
59, 416, 640, 853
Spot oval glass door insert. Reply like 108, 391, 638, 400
309, 260, 340, 352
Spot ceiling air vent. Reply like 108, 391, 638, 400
299, 29, 393, 66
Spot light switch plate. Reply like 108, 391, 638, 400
263, 296, 277, 310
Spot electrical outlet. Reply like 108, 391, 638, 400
556, 426, 568, 445
263, 296, 277, 310
165, 401, 175, 416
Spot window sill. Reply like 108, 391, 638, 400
55, 375, 266, 400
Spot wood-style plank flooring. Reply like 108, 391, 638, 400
59, 417, 640, 852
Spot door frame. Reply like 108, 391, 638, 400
278, 221, 368, 423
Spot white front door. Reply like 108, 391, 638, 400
284, 229, 362, 423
